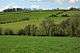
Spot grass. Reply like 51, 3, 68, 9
0, 36, 80, 53
0, 10, 80, 53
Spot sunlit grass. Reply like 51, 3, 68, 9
0, 36, 80, 53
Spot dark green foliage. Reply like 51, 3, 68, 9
49, 14, 58, 17
4, 29, 14, 35
69, 7, 80, 11
23, 25, 31, 35
3, 8, 24, 12
30, 25, 38, 36
18, 24, 38, 36
18, 29, 25, 35
56, 11, 63, 15
40, 16, 80, 36
53, 14, 58, 17
0, 28, 2, 35
41, 17, 55, 36
61, 17, 80, 36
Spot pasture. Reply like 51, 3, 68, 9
0, 36, 80, 53
0, 10, 80, 53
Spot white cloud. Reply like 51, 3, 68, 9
48, 0, 80, 4
0, 3, 23, 12
68, 0, 79, 4
31, 5, 40, 9
48, 0, 65, 3
67, 5, 78, 9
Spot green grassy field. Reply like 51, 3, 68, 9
0, 36, 80, 53
0, 11, 80, 53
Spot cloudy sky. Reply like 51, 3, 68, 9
0, 0, 80, 11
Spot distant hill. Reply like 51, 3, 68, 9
3, 7, 80, 12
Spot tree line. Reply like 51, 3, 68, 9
3, 7, 80, 12
0, 16, 80, 37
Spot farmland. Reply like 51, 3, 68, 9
0, 9, 80, 53
0, 0, 80, 52
0, 36, 80, 53
0, 11, 80, 32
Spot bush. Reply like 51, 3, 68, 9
61, 14, 69, 17
18, 29, 25, 35
18, 24, 38, 36
61, 17, 80, 36
4, 29, 14, 35
41, 17, 55, 36
0, 28, 2, 35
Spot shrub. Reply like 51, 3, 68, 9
18, 24, 38, 36
18, 29, 25, 35
41, 17, 55, 36
61, 14, 69, 17
61, 17, 80, 36
0, 28, 2, 35
4, 29, 14, 35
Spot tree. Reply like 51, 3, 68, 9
41, 17, 55, 36
23, 24, 31, 35
3, 8, 24, 12
18, 29, 25, 35
0, 28, 2, 35
4, 29, 14, 35
30, 25, 38, 36
61, 17, 80, 36
53, 24, 65, 36
69, 7, 79, 11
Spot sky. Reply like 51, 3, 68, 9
0, 0, 80, 11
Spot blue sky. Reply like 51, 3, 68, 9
0, 0, 80, 11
